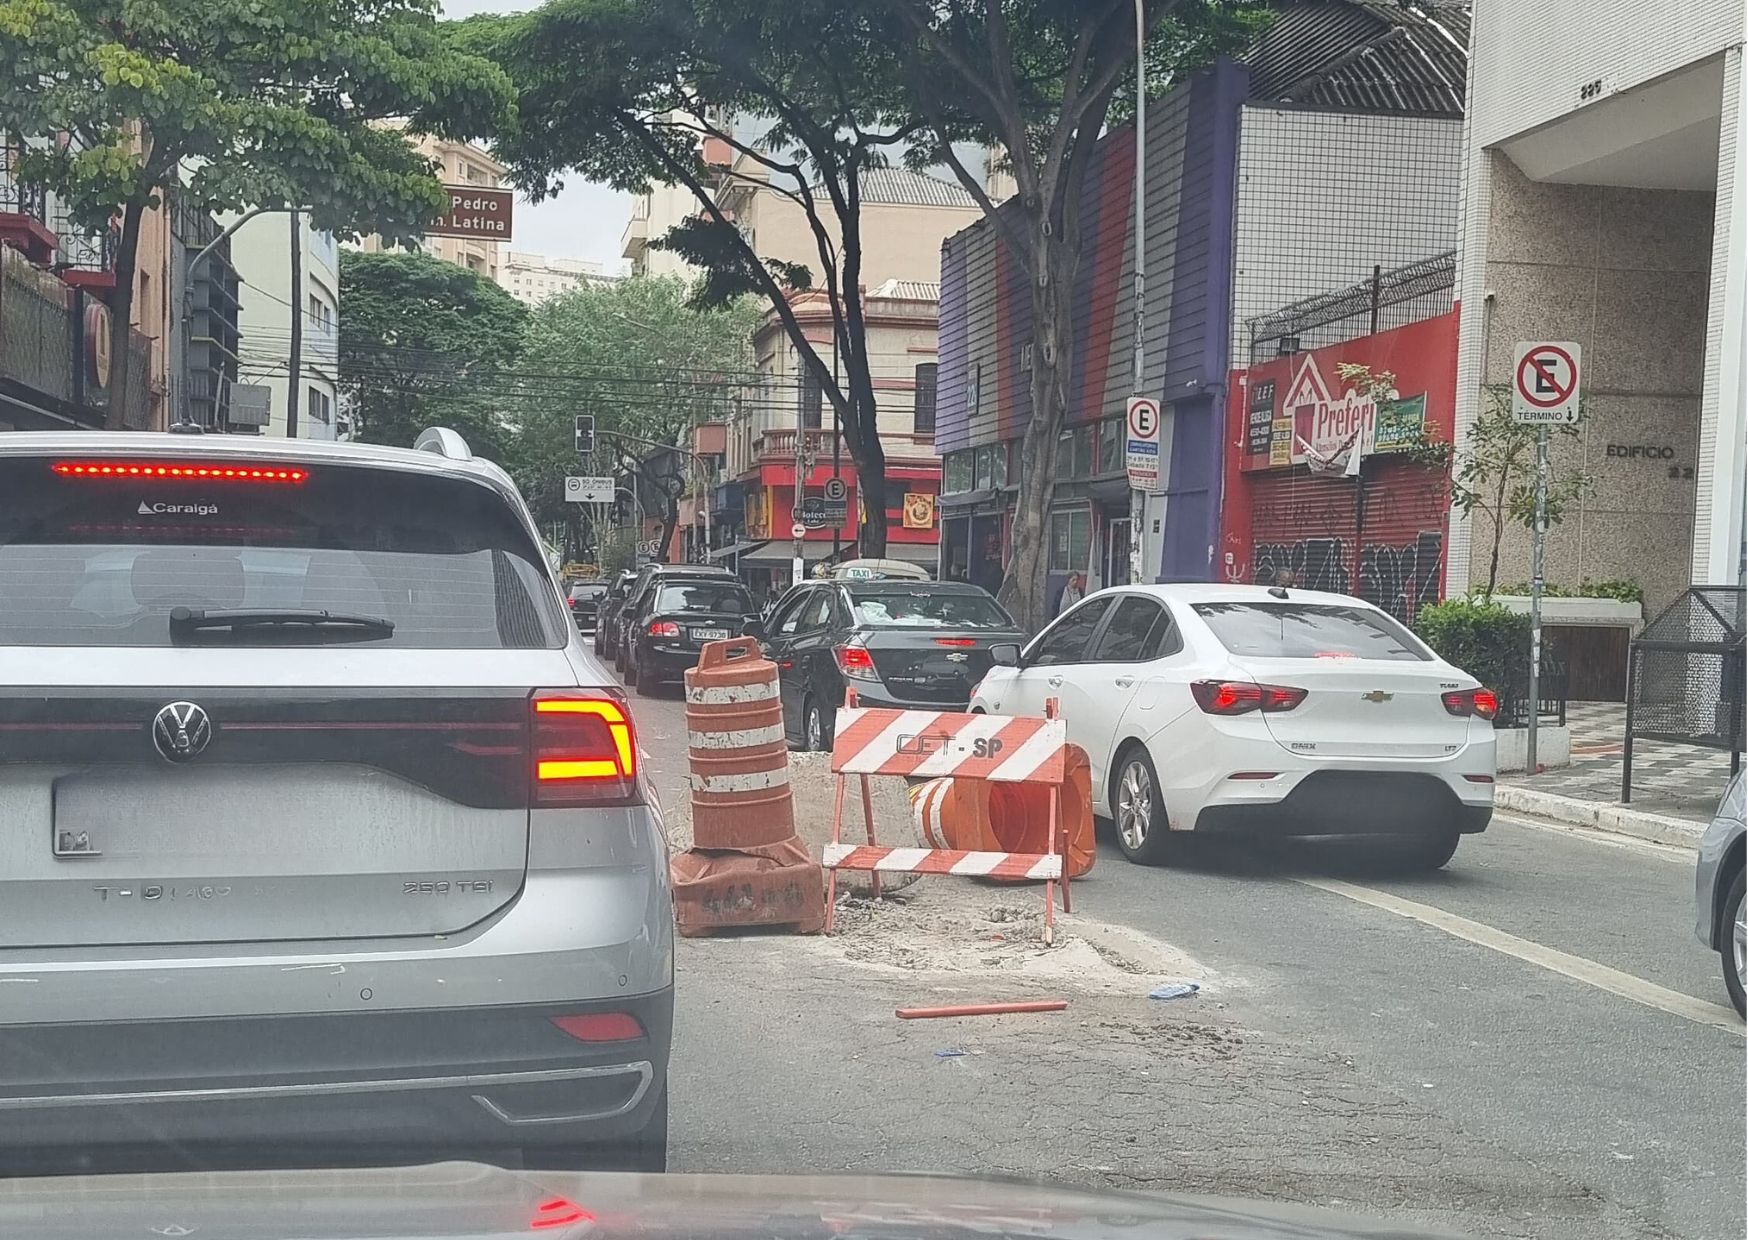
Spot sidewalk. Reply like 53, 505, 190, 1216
1496, 701, 1739, 846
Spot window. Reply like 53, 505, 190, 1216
1055, 425, 1094, 481
655, 582, 754, 614
1191, 602, 1433, 661
1090, 596, 1173, 662
307, 387, 332, 424
1028, 597, 1113, 667
967, 362, 981, 415
795, 589, 834, 633
944, 450, 975, 494
1048, 508, 1092, 573
974, 443, 1004, 490
769, 589, 814, 637
847, 587, 1012, 629
0, 459, 560, 649
913, 363, 937, 435
1097, 417, 1123, 475
799, 371, 823, 430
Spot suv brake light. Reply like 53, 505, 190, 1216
1190, 680, 1307, 715
53, 459, 308, 483
648, 620, 681, 637
1442, 687, 1499, 720
531, 691, 640, 805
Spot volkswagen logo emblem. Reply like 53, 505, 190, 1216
151, 701, 212, 763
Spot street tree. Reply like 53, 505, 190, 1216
458, 0, 922, 557
338, 249, 528, 457
509, 276, 760, 564
0, 0, 513, 428
880, 0, 1265, 626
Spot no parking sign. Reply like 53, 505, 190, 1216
1512, 342, 1582, 425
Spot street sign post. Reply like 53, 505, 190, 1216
564, 476, 614, 504
822, 477, 847, 502
1512, 341, 1583, 775
1125, 396, 1162, 585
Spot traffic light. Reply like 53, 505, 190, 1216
574, 414, 594, 456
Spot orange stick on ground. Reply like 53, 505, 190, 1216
895, 1000, 1069, 1019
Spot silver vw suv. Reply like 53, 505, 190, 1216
0, 429, 673, 1173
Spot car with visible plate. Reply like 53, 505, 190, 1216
970, 583, 1496, 869
613, 562, 737, 681
626, 576, 762, 693
760, 579, 1022, 750
0, 427, 673, 1173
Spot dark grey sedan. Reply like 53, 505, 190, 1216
1695, 771, 1746, 1017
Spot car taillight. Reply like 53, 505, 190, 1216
549, 1012, 644, 1042
933, 637, 977, 647
531, 1197, 594, 1230
52, 459, 308, 483
836, 644, 879, 679
648, 620, 681, 637
1190, 680, 1307, 715
1442, 687, 1499, 720
531, 691, 639, 805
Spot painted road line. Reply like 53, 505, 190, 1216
1300, 877, 1744, 1034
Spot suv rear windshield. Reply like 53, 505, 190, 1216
1191, 601, 1431, 661
0, 456, 564, 649
848, 587, 1013, 629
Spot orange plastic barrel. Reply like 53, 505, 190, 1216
909, 744, 1095, 878
683, 638, 793, 849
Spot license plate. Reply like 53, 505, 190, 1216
692, 627, 730, 641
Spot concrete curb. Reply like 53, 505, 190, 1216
1495, 785, 1705, 849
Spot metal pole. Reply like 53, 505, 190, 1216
1127, 0, 1147, 586
794, 360, 807, 589
285, 208, 301, 438
1527, 426, 1549, 774
832, 339, 842, 560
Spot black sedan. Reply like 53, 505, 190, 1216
627, 577, 762, 694
566, 580, 609, 632
591, 570, 637, 658
759, 580, 1023, 750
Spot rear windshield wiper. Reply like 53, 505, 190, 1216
168, 606, 396, 638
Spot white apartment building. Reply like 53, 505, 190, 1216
1454, 0, 1746, 606
497, 250, 615, 306
226, 211, 340, 440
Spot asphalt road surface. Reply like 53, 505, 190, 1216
620, 670, 1744, 1240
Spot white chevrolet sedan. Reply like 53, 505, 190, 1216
970, 583, 1497, 869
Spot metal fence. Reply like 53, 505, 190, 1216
1246, 250, 1457, 364
1623, 586, 1746, 801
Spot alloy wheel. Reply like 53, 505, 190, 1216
1117, 759, 1153, 852
805, 704, 824, 751
1733, 893, 1745, 994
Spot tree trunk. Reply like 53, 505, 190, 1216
837, 174, 887, 558
1484, 463, 1511, 599
998, 225, 1076, 632
102, 196, 147, 431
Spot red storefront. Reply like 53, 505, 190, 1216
1218, 313, 1457, 624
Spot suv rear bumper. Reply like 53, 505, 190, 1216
0, 990, 672, 1169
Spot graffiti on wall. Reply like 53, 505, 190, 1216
1360, 532, 1443, 624
1251, 531, 1442, 625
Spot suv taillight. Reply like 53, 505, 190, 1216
531, 691, 640, 805
1190, 680, 1307, 715
1442, 687, 1499, 720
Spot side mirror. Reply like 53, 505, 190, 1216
990, 642, 1021, 668
743, 617, 765, 639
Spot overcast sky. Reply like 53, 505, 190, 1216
442, 0, 632, 272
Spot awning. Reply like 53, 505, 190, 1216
707, 539, 767, 562
875, 543, 941, 568
741, 540, 842, 567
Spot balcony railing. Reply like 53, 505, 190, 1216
752, 426, 939, 464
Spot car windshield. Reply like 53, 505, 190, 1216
656, 582, 753, 614
1192, 601, 1432, 661
848, 588, 1012, 628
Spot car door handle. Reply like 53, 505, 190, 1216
1114, 676, 1135, 688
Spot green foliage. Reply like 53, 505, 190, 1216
339, 248, 528, 457
1453, 386, 1594, 598
1335, 362, 1453, 467
651, 215, 812, 311
507, 276, 760, 546
0, 0, 513, 239
1414, 598, 1531, 702
1494, 578, 1645, 604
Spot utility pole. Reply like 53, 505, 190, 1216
285, 208, 301, 438
1127, 0, 1147, 587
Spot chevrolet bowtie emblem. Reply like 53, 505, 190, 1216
1360, 690, 1393, 703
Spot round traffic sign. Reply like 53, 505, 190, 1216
790, 522, 807, 540
1515, 345, 1578, 409
1127, 397, 1159, 438
822, 477, 847, 502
